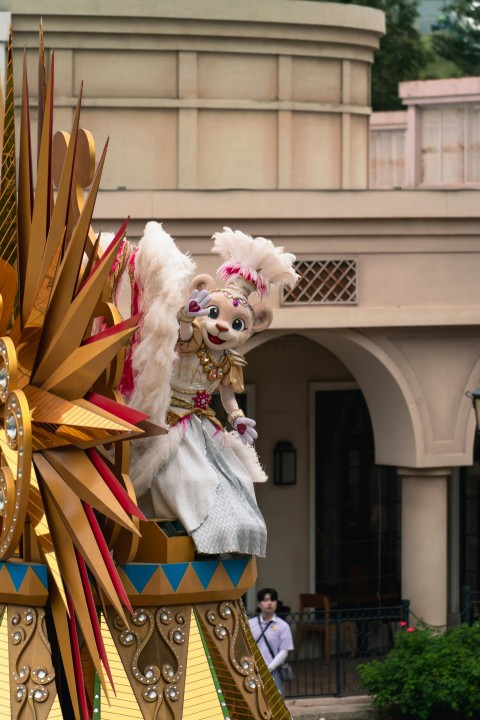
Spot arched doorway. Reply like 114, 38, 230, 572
243, 333, 400, 609
314, 384, 400, 600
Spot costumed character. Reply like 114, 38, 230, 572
122, 222, 298, 557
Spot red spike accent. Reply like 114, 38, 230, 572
79, 215, 128, 292
85, 391, 150, 424
67, 592, 91, 720
83, 502, 134, 616
82, 312, 141, 345
86, 448, 146, 521
75, 548, 115, 693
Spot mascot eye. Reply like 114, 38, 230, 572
232, 318, 245, 331
208, 306, 220, 319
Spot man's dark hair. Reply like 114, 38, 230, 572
257, 587, 278, 602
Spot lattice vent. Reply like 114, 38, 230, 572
282, 259, 357, 305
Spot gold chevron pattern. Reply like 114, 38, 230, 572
183, 608, 225, 720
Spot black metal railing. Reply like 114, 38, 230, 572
257, 599, 409, 698
461, 586, 480, 625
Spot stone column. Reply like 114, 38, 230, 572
398, 467, 451, 628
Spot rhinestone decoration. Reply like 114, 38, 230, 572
36, 668, 47, 680
172, 629, 185, 644
159, 609, 171, 624
6, 413, 17, 443
32, 688, 47, 702
11, 613, 20, 626
167, 687, 179, 701
215, 625, 227, 640
12, 631, 22, 644
144, 688, 158, 702
16, 686, 25, 701
0, 364, 7, 393
120, 632, 135, 646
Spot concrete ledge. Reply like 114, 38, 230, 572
286, 696, 396, 720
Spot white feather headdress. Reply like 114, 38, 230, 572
212, 227, 299, 298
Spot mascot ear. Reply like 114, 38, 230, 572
252, 304, 273, 334
188, 273, 216, 294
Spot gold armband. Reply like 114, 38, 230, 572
227, 408, 245, 427
177, 307, 195, 324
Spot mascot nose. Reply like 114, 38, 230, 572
215, 322, 228, 333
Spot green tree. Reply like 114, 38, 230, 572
312, 0, 428, 110
372, 0, 428, 109
431, 0, 480, 75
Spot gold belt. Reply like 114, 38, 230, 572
169, 397, 223, 430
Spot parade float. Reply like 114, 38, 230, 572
0, 25, 296, 720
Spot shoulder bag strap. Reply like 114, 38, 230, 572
256, 617, 275, 660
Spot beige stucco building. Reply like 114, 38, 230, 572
6, 0, 480, 631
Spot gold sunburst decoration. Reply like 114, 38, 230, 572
0, 25, 162, 720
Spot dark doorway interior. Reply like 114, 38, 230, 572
315, 389, 400, 601
460, 435, 480, 604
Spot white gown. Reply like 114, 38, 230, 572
138, 325, 267, 557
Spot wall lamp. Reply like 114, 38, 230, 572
274, 441, 297, 486
467, 384, 480, 431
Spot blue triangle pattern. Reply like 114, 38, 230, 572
121, 564, 158, 593
222, 557, 249, 587
192, 560, 219, 589
162, 563, 189, 592
32, 564, 48, 588
6, 563, 29, 591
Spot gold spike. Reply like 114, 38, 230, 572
33, 225, 127, 387
17, 49, 33, 312
27, 468, 68, 609
39, 325, 137, 402
35, 456, 129, 627
14, 228, 65, 386
43, 448, 139, 534
36, 142, 110, 363
39, 91, 83, 290
23, 385, 140, 450
22, 51, 54, 325
0, 259, 16, 335
49, 581, 82, 720
0, 29, 18, 273
38, 19, 46, 163
37, 464, 114, 699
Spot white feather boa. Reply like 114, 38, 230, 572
128, 222, 196, 496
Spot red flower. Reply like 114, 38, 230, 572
193, 390, 211, 409
407, 627, 415, 632
399, 621, 407, 627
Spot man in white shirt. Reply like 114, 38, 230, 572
248, 587, 294, 696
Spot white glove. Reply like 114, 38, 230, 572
181, 289, 211, 320
233, 416, 258, 445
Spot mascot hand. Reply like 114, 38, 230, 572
183, 289, 211, 319
234, 416, 258, 445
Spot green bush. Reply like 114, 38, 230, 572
358, 621, 480, 720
